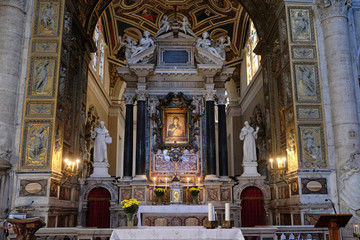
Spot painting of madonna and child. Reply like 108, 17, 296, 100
164, 109, 188, 144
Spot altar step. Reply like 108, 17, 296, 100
9, 226, 328, 240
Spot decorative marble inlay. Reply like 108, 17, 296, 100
32, 41, 59, 54
19, 179, 48, 196
28, 57, 57, 98
301, 178, 328, 194
25, 101, 54, 117
293, 63, 320, 103
291, 46, 316, 60
297, 105, 322, 121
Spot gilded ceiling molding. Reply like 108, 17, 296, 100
0, 0, 27, 12
316, 0, 351, 21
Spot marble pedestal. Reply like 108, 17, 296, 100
241, 162, 260, 177
90, 162, 111, 178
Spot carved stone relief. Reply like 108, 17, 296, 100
296, 105, 322, 121
32, 41, 59, 54
298, 125, 326, 168
25, 101, 54, 117
339, 152, 360, 211
28, 57, 57, 98
288, 7, 314, 44
21, 120, 53, 169
294, 63, 320, 102
34, 1, 62, 37
291, 46, 316, 60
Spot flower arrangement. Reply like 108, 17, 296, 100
189, 187, 201, 197
154, 188, 166, 197
121, 198, 141, 214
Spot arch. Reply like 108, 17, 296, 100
82, 180, 118, 202
87, 187, 111, 228
240, 186, 265, 227
84, 0, 276, 41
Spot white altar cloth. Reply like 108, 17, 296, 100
136, 205, 213, 226
110, 226, 245, 240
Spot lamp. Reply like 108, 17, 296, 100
57, 158, 81, 186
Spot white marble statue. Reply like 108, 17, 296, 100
91, 121, 112, 163
215, 36, 231, 60
119, 35, 137, 61
131, 30, 154, 57
239, 121, 259, 163
155, 15, 171, 37
197, 31, 223, 59
180, 16, 196, 37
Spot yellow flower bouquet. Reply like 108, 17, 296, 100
189, 187, 201, 197
154, 188, 166, 197
121, 198, 141, 214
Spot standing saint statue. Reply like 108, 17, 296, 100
91, 121, 112, 163
239, 121, 259, 163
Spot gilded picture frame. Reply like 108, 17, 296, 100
163, 109, 188, 144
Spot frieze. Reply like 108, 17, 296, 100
287, 6, 315, 44
296, 105, 322, 121
20, 120, 53, 170
293, 62, 321, 103
291, 46, 316, 60
298, 124, 327, 168
28, 57, 58, 98
32, 40, 59, 54
33, 0, 63, 37
25, 101, 54, 117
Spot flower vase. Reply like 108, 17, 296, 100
127, 213, 135, 228
192, 195, 198, 205
157, 195, 163, 205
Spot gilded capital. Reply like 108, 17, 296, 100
0, 0, 27, 12
316, 0, 351, 21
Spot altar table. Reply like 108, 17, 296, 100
136, 205, 213, 226
110, 226, 245, 240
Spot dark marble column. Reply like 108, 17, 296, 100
217, 95, 228, 177
135, 91, 147, 178
206, 100, 216, 176
123, 94, 134, 178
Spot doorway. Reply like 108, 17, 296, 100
241, 186, 265, 227
87, 187, 111, 228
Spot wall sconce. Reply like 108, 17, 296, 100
268, 156, 288, 183
354, 224, 360, 239
58, 158, 81, 186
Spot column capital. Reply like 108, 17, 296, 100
316, 0, 351, 22
216, 89, 227, 105
136, 89, 148, 101
0, 0, 27, 12
123, 93, 136, 105
204, 84, 216, 101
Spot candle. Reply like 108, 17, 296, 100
76, 159, 80, 170
355, 224, 360, 235
165, 178, 167, 189
153, 177, 156, 187
225, 203, 230, 221
208, 203, 213, 221
198, 178, 200, 187
187, 177, 189, 189
269, 158, 273, 169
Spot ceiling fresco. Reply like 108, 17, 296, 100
101, 0, 251, 66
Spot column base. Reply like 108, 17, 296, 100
241, 162, 260, 177
205, 174, 219, 182
122, 176, 133, 181
90, 163, 111, 178
219, 176, 232, 182
133, 175, 147, 181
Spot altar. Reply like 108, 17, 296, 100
137, 205, 213, 227
110, 226, 244, 240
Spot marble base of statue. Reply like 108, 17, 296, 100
241, 162, 260, 177
90, 162, 111, 178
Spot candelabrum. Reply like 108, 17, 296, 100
58, 158, 80, 186
268, 157, 289, 183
